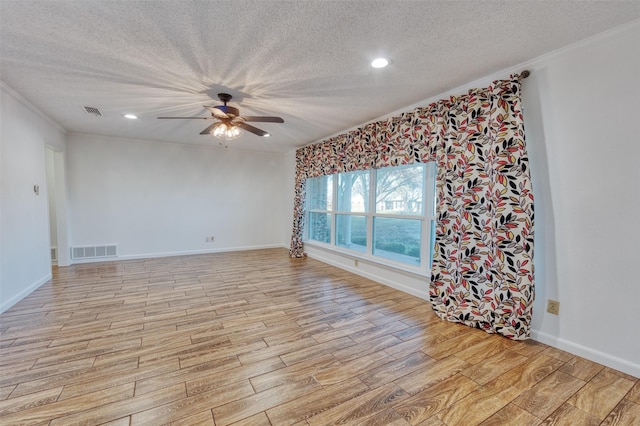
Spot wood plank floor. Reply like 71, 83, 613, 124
0, 248, 638, 425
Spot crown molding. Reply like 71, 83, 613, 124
1, 80, 67, 134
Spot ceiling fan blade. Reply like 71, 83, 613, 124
237, 122, 269, 137
205, 106, 229, 119
200, 122, 220, 135
157, 116, 213, 119
242, 116, 284, 123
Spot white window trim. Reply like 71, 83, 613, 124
305, 163, 436, 277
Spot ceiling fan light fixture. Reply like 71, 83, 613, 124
212, 123, 243, 141
371, 57, 389, 68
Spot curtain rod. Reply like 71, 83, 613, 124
520, 70, 530, 79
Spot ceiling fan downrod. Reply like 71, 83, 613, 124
218, 93, 233, 105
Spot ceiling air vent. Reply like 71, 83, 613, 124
83, 106, 103, 116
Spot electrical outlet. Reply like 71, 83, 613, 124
354, 259, 358, 267
547, 299, 560, 315
210, 236, 215, 242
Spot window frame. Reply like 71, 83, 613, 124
305, 174, 334, 245
304, 162, 437, 276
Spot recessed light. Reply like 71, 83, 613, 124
124, 114, 138, 119
371, 58, 389, 68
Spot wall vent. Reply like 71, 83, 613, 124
83, 106, 103, 116
71, 245, 117, 260
51, 247, 57, 262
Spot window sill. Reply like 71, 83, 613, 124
303, 240, 430, 279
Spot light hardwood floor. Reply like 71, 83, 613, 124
0, 248, 638, 425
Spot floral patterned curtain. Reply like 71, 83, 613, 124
289, 75, 534, 339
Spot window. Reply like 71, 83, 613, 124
374, 164, 425, 266
336, 170, 369, 253
305, 163, 436, 273
306, 175, 332, 244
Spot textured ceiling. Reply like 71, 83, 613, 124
2, 1, 640, 152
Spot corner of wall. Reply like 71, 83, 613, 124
0, 273, 51, 314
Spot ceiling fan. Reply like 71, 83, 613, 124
157, 93, 284, 139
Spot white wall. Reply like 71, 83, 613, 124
298, 21, 640, 377
523, 22, 640, 376
0, 83, 67, 312
66, 133, 288, 259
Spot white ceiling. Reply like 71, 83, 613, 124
2, 1, 640, 153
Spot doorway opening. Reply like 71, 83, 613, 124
45, 146, 69, 267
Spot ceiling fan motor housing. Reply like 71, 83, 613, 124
214, 105, 240, 117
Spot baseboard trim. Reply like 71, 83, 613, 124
69, 244, 287, 264
0, 273, 52, 314
307, 248, 639, 378
307, 251, 430, 301
531, 330, 639, 378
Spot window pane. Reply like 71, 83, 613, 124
307, 212, 331, 243
376, 164, 424, 215
336, 214, 367, 253
427, 162, 437, 217
307, 175, 333, 211
337, 171, 369, 213
428, 219, 436, 268
373, 217, 421, 265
